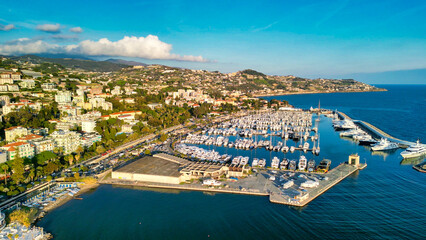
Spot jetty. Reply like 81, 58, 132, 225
102, 154, 366, 207
270, 161, 366, 206
336, 111, 415, 147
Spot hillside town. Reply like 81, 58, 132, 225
0, 56, 383, 172
0, 55, 384, 238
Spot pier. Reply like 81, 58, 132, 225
102, 154, 366, 207
269, 162, 366, 206
337, 111, 415, 147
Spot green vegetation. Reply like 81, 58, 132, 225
11, 55, 127, 72
241, 69, 266, 76
7, 207, 38, 227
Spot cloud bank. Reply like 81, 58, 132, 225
69, 27, 83, 33
36, 24, 61, 33
0, 24, 16, 31
0, 35, 207, 62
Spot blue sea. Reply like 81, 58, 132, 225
37, 85, 426, 239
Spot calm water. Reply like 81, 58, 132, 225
263, 85, 426, 142
38, 85, 426, 239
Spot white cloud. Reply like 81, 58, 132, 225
69, 27, 83, 33
36, 24, 61, 33
0, 24, 16, 31
0, 35, 207, 62
0, 39, 60, 55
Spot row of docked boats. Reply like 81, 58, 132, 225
228, 111, 314, 130
332, 117, 402, 151
22, 185, 80, 209
253, 156, 331, 173
331, 112, 426, 159
181, 133, 320, 154
175, 143, 231, 163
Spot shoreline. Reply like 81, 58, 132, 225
253, 89, 387, 98
41, 183, 99, 213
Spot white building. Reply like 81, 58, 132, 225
2, 101, 42, 115
5, 126, 28, 142
50, 130, 82, 155
55, 91, 72, 104
82, 120, 97, 133
41, 82, 57, 91
81, 133, 102, 147
89, 97, 113, 110
0, 142, 35, 161
18, 79, 36, 89
29, 138, 55, 154
0, 95, 10, 107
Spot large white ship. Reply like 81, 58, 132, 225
400, 140, 426, 158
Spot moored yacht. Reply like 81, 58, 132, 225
400, 140, 426, 159
252, 158, 259, 167
271, 156, 280, 169
298, 155, 307, 171
371, 138, 399, 151
289, 160, 297, 171
258, 158, 266, 168
280, 158, 289, 170
307, 159, 316, 172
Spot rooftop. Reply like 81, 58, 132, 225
115, 156, 182, 177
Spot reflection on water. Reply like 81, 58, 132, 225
37, 86, 426, 240
400, 156, 425, 166
112, 184, 184, 195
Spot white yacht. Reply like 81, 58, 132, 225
271, 156, 280, 169
371, 138, 399, 151
283, 180, 294, 189
258, 158, 266, 168
280, 158, 289, 170
298, 155, 307, 171
252, 158, 259, 167
202, 179, 222, 186
400, 140, 426, 158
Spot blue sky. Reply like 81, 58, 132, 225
0, 0, 425, 83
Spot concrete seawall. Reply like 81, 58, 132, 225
336, 111, 416, 147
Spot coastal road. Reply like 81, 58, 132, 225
0, 181, 54, 210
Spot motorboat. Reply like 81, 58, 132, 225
258, 158, 266, 168
252, 158, 259, 167
289, 160, 297, 171
271, 156, 280, 169
307, 159, 316, 172
371, 138, 399, 151
283, 180, 294, 189
316, 159, 331, 173
280, 158, 289, 170
202, 179, 222, 186
358, 135, 378, 145
298, 155, 307, 171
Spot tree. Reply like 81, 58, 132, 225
28, 169, 35, 182
159, 134, 169, 142
1, 164, 9, 185
65, 155, 74, 166
35, 151, 57, 165
74, 154, 81, 163
96, 145, 106, 155
11, 156, 25, 184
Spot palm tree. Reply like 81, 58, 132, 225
1, 164, 9, 185
28, 169, 35, 182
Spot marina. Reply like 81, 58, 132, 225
103, 154, 365, 207
36, 85, 426, 240
105, 109, 371, 207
